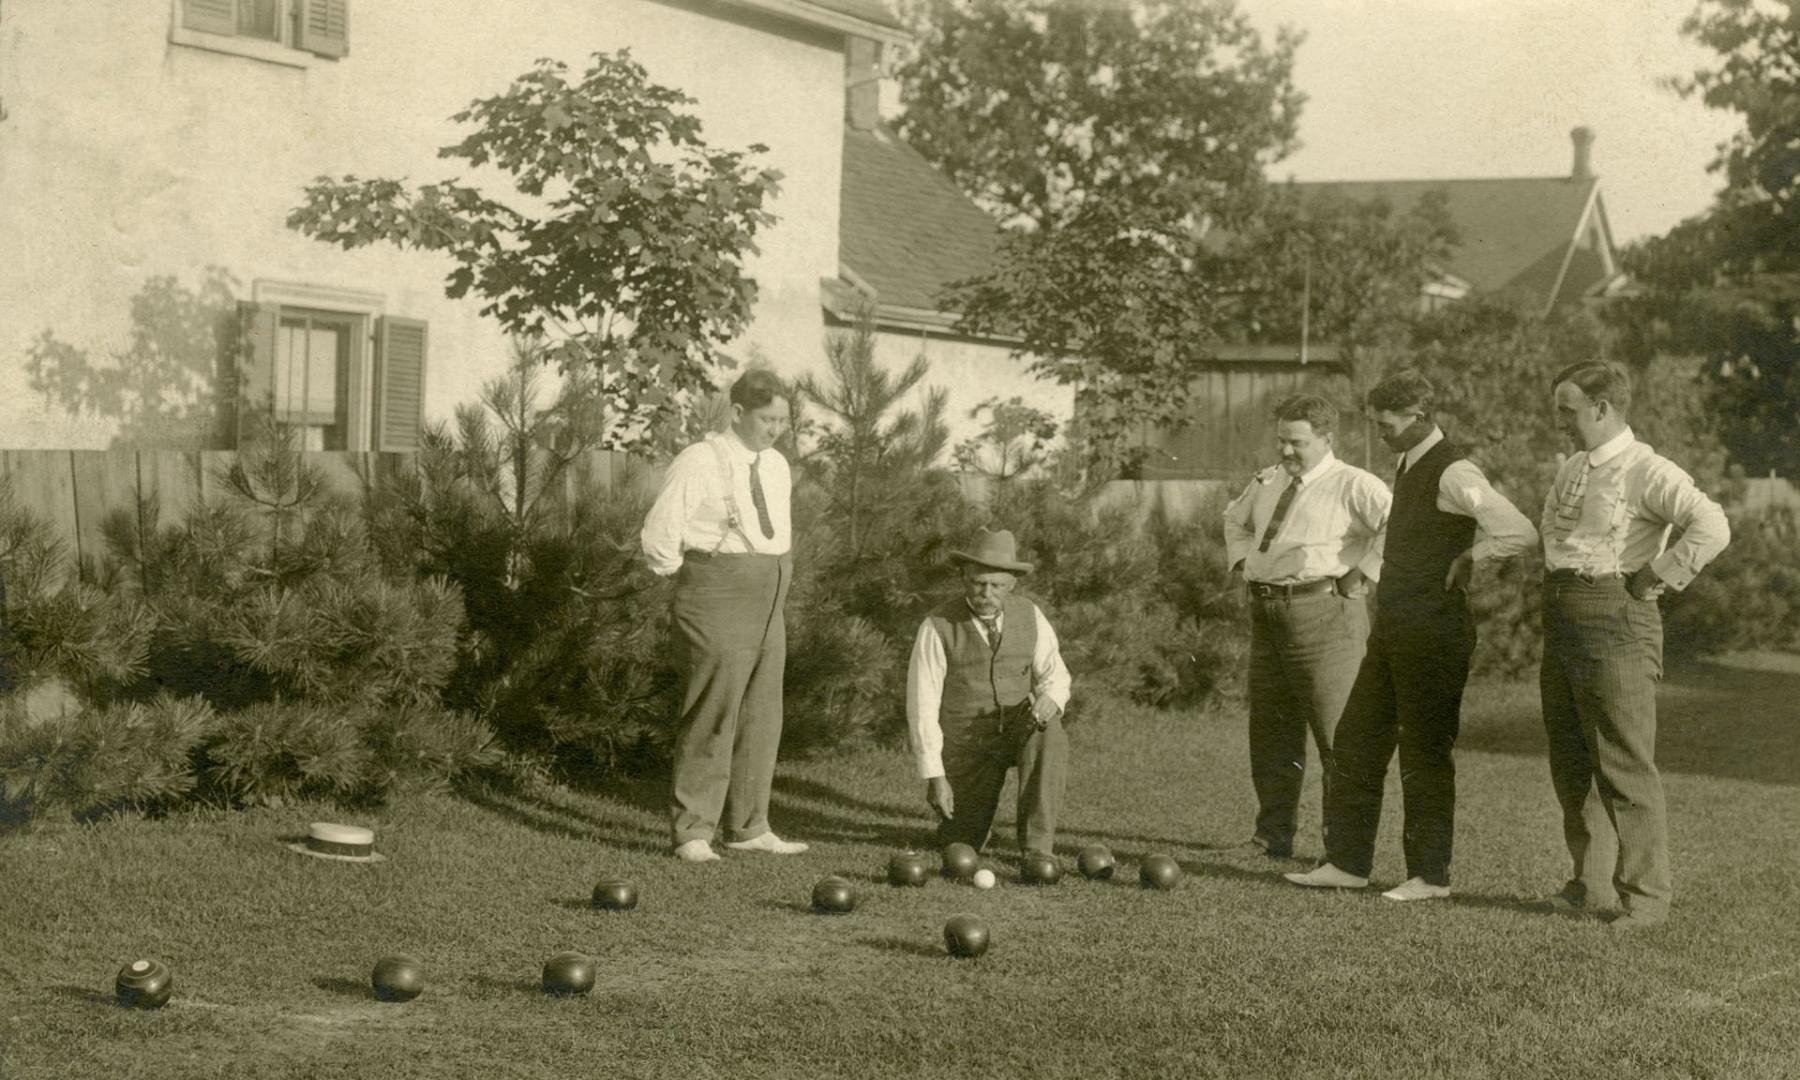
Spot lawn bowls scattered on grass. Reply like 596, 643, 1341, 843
1020, 852, 1062, 886
941, 842, 980, 881
1078, 844, 1117, 880
1139, 854, 1182, 890
887, 851, 931, 887
943, 914, 990, 959
811, 875, 858, 914
972, 868, 997, 890
114, 959, 173, 1009
370, 955, 425, 1002
541, 951, 596, 996
592, 879, 639, 911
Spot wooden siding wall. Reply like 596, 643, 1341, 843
0, 449, 648, 572
1136, 363, 1332, 481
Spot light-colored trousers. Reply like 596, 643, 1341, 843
1540, 572, 1670, 917
669, 551, 790, 846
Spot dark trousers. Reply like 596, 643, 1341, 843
1541, 573, 1669, 917
669, 552, 790, 846
1325, 596, 1475, 885
937, 710, 1068, 855
1247, 588, 1368, 854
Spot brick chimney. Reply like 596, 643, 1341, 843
1571, 126, 1595, 180
847, 38, 881, 131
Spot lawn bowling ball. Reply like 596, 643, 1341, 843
972, 868, 997, 890
1078, 844, 1117, 881
1139, 853, 1183, 890
1020, 852, 1062, 886
942, 842, 980, 881
592, 879, 639, 911
943, 914, 990, 959
371, 955, 425, 1002
887, 851, 931, 888
542, 951, 595, 996
114, 959, 173, 1010
812, 875, 858, 914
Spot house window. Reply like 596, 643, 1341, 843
240, 287, 426, 453
177, 0, 348, 60
275, 309, 355, 450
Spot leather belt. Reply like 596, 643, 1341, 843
1545, 568, 1625, 584
1246, 578, 1335, 600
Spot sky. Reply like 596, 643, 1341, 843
1232, 0, 1744, 243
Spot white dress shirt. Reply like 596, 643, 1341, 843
1540, 428, 1730, 589
1223, 452, 1392, 584
1372, 427, 1539, 565
640, 429, 792, 576
905, 602, 1073, 780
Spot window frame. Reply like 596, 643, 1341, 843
169, 0, 344, 68
251, 281, 383, 451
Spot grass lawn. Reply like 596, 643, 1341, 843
3, 660, 1798, 1079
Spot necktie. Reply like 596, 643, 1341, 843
1396, 455, 1408, 482
1257, 476, 1301, 553
749, 455, 775, 539
1551, 456, 1591, 540
981, 616, 1002, 655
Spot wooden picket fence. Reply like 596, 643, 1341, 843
0, 449, 652, 572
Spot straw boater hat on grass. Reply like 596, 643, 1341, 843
950, 528, 1034, 575
284, 822, 386, 864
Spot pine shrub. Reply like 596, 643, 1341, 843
0, 694, 217, 822
201, 700, 370, 806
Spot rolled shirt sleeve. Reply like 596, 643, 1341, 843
906, 620, 949, 780
1643, 461, 1731, 590
640, 446, 706, 577
1345, 471, 1393, 582
1031, 605, 1072, 712
1439, 460, 1539, 563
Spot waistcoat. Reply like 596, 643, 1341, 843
929, 595, 1038, 724
1378, 439, 1477, 612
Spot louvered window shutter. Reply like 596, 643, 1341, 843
374, 317, 427, 452
236, 301, 279, 447
295, 0, 349, 58
183, 0, 237, 35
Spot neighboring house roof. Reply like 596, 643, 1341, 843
721, 0, 908, 43
831, 123, 1004, 332
1291, 173, 1619, 313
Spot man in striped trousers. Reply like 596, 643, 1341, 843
1539, 361, 1729, 930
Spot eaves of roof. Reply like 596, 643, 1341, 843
716, 0, 908, 43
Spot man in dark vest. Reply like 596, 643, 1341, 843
1286, 370, 1536, 900
906, 528, 1072, 855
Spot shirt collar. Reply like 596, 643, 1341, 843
1298, 450, 1338, 485
1402, 427, 1444, 473
716, 427, 758, 463
1586, 426, 1635, 467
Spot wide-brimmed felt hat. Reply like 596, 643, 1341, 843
950, 528, 1033, 575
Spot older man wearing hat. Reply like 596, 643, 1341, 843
905, 528, 1073, 855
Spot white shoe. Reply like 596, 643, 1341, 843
1283, 863, 1371, 889
1381, 877, 1451, 902
723, 832, 809, 855
673, 839, 721, 862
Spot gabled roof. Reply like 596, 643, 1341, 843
833, 123, 1003, 328
1291, 175, 1613, 311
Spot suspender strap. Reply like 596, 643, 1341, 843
707, 436, 758, 554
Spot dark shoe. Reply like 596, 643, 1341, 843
1248, 837, 1292, 859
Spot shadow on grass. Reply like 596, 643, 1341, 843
311, 976, 373, 1000
858, 935, 945, 959
456, 785, 668, 854
469, 974, 544, 997
46, 984, 117, 1007
1458, 659, 1800, 787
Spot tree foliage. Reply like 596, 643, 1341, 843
1619, 0, 1800, 474
288, 51, 781, 449
895, 0, 1303, 231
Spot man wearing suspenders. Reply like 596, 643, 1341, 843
641, 370, 808, 863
